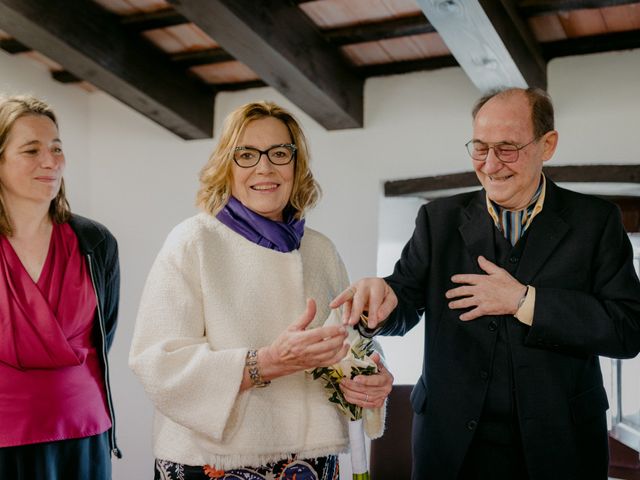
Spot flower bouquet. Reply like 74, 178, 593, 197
310, 312, 378, 480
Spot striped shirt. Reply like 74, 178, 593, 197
486, 175, 546, 246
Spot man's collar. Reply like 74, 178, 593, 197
485, 174, 546, 217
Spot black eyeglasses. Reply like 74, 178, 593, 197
465, 138, 538, 163
233, 144, 297, 168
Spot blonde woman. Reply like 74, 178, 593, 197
130, 102, 392, 479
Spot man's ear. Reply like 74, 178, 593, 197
542, 130, 558, 162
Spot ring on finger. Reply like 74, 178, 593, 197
365, 393, 369, 402
348, 286, 357, 297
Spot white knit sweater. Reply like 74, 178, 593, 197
130, 213, 384, 468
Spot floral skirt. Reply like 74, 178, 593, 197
154, 454, 339, 480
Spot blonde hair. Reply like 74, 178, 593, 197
197, 101, 321, 219
0, 95, 70, 236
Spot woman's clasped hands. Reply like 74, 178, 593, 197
259, 299, 350, 379
258, 298, 394, 408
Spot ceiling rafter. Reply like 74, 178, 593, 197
0, 37, 29, 53
385, 165, 640, 197
121, 9, 436, 52
166, 0, 364, 130
171, 47, 234, 67
518, 0, 640, 16
128, 12, 438, 67
120, 8, 187, 31
542, 30, 640, 59
359, 55, 459, 78
215, 80, 267, 92
415, 0, 547, 92
0, 0, 215, 139
324, 14, 436, 46
51, 70, 81, 83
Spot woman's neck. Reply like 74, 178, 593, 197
4, 200, 52, 240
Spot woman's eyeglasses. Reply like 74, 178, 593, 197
233, 144, 297, 168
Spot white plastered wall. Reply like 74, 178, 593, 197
1, 47, 639, 479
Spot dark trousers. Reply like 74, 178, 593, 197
0, 432, 111, 480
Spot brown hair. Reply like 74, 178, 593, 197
196, 101, 321, 219
0, 95, 71, 236
471, 87, 555, 139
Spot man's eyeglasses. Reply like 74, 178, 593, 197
465, 138, 538, 163
233, 144, 297, 168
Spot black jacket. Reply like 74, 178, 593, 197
68, 214, 121, 458
381, 180, 640, 480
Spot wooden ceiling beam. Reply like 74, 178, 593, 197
542, 30, 640, 59
324, 14, 435, 46
359, 55, 458, 77
214, 80, 267, 92
51, 70, 81, 83
0, 0, 215, 139
0, 37, 29, 53
0, 39, 82, 85
385, 165, 640, 197
415, 0, 547, 92
544, 165, 640, 183
518, 0, 640, 17
167, 0, 363, 130
385, 171, 479, 197
120, 8, 188, 31
171, 47, 234, 67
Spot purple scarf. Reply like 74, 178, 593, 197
216, 196, 305, 252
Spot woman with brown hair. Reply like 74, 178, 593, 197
0, 95, 120, 480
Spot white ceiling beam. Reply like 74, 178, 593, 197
415, 0, 547, 92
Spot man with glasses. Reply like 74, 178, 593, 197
332, 87, 640, 479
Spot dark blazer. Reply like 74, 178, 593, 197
381, 179, 640, 480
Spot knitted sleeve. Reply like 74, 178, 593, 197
129, 223, 247, 442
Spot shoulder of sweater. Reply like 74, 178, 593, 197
300, 228, 347, 278
301, 226, 338, 253
302, 226, 331, 243
161, 212, 224, 252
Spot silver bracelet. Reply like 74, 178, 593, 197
246, 349, 271, 388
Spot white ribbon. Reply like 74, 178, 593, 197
348, 418, 368, 475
